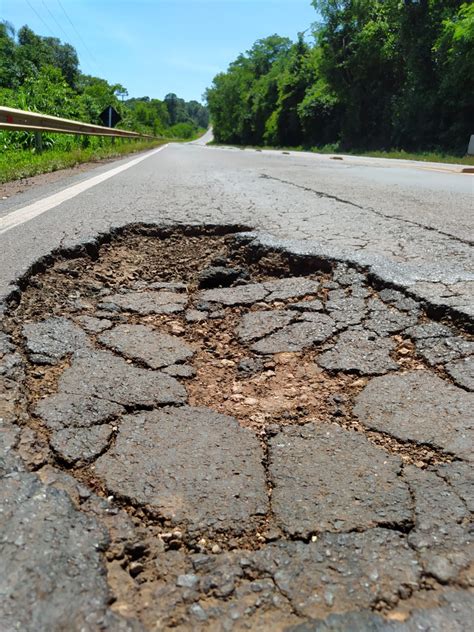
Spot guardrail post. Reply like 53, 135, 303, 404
34, 131, 43, 154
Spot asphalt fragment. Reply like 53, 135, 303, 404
1, 229, 472, 631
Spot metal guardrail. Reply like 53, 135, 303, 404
0, 106, 153, 139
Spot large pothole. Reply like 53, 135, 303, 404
1, 226, 473, 631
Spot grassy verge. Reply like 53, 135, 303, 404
209, 141, 474, 166
310, 146, 474, 166
0, 138, 168, 184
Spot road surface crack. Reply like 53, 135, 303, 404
260, 173, 473, 246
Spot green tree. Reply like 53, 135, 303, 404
297, 47, 341, 146
265, 35, 311, 146
0, 22, 19, 88
206, 35, 291, 144
164, 93, 189, 125
205, 60, 254, 143
312, 0, 401, 148
433, 2, 474, 150
19, 65, 78, 117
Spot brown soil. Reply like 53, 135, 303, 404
3, 227, 472, 631
5, 229, 462, 474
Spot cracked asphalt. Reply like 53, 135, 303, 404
0, 143, 473, 631
0, 139, 473, 318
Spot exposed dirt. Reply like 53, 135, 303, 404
5, 229, 467, 472
2, 226, 473, 631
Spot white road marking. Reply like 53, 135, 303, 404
0, 144, 168, 235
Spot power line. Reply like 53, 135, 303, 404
25, 0, 55, 37
41, 0, 96, 75
55, 0, 100, 71
40, 0, 71, 42
24, 0, 96, 76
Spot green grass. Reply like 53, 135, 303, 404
209, 141, 474, 166
0, 138, 169, 184
309, 146, 474, 166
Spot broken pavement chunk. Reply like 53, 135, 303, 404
354, 371, 473, 461
99, 324, 194, 369
317, 329, 398, 375
106, 290, 188, 315
198, 283, 268, 306
269, 423, 411, 537
57, 349, 187, 408
236, 310, 294, 343
445, 356, 474, 391
263, 277, 320, 302
50, 425, 113, 465
94, 406, 268, 534
251, 314, 335, 354
23, 317, 90, 364
35, 392, 123, 430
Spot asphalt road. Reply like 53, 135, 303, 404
1, 138, 473, 318
1, 136, 473, 630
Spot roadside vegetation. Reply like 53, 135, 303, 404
206, 1, 474, 158
0, 22, 209, 182
0, 138, 169, 185
210, 142, 474, 166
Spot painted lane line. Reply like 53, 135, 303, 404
0, 144, 168, 235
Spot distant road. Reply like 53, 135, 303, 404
0, 139, 472, 318
191, 127, 214, 145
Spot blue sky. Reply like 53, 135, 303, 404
1, 0, 318, 103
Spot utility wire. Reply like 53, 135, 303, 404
25, 0, 56, 37
55, 0, 100, 70
41, 0, 71, 42
41, 0, 96, 75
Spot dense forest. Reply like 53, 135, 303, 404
206, 0, 473, 153
0, 22, 209, 142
